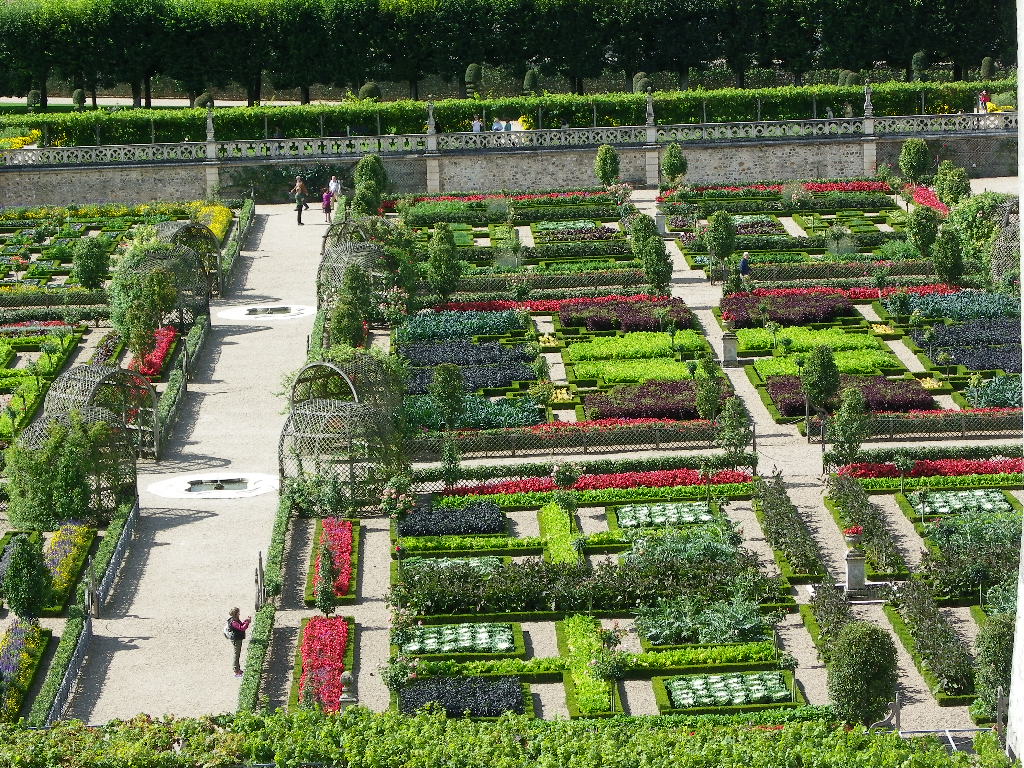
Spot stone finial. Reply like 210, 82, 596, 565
426, 102, 436, 134
645, 89, 655, 126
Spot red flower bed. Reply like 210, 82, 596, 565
128, 326, 177, 377
803, 181, 892, 192
0, 320, 71, 330
313, 518, 353, 597
449, 468, 752, 496
437, 294, 672, 313
726, 284, 958, 302
454, 417, 710, 435
905, 185, 949, 215
298, 616, 350, 710
838, 457, 1024, 479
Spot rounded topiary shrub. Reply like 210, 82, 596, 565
899, 138, 930, 183
194, 92, 214, 108
522, 68, 540, 96
72, 88, 86, 109
594, 144, 620, 186
358, 81, 382, 100
827, 620, 898, 725
26, 90, 41, 110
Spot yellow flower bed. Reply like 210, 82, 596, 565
0, 130, 41, 151
193, 203, 233, 243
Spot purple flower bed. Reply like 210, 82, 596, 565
735, 220, 786, 235
560, 299, 694, 332
720, 294, 855, 328
585, 380, 699, 420
0, 622, 31, 684
764, 375, 935, 416
407, 362, 537, 394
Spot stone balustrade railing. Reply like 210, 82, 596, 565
0, 112, 1015, 167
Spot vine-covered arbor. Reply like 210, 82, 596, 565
136, 242, 211, 328
19, 406, 138, 521
45, 365, 160, 458
278, 398, 386, 507
316, 240, 387, 310
155, 220, 222, 294
290, 354, 404, 410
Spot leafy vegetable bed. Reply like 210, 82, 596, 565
398, 675, 526, 717
397, 310, 528, 342
764, 375, 934, 416
584, 380, 701, 420
663, 671, 792, 709
572, 358, 697, 383
399, 501, 507, 537
737, 326, 881, 354
565, 331, 707, 361
613, 501, 715, 528
398, 340, 537, 367
721, 292, 855, 328
906, 489, 1014, 519
559, 297, 695, 332
396, 623, 517, 655
407, 362, 537, 394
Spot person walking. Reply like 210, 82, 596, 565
491, 117, 503, 131
322, 188, 333, 223
739, 251, 751, 277
290, 176, 309, 225
503, 119, 513, 132
225, 607, 251, 677
980, 90, 992, 112
472, 115, 483, 132
328, 175, 342, 199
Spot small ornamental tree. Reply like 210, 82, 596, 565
358, 82, 382, 100
973, 613, 1014, 718
440, 434, 461, 490
660, 143, 687, 184
109, 260, 178, 360
522, 68, 540, 95
801, 346, 840, 413
694, 362, 724, 421
981, 57, 994, 80
641, 236, 672, 293
71, 236, 110, 289
353, 153, 387, 191
899, 138, 930, 183
629, 214, 659, 247
827, 621, 898, 725
827, 388, 871, 468
429, 363, 465, 429
427, 222, 462, 302
594, 144, 620, 186
717, 396, 754, 464
911, 50, 928, 81
72, 88, 86, 110
934, 161, 971, 207
4, 535, 51, 621
329, 299, 364, 347
932, 228, 965, 285
315, 541, 338, 616
906, 204, 940, 260
705, 210, 736, 264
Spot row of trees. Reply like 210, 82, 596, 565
0, 0, 1014, 108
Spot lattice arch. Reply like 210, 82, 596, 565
19, 406, 138, 521
155, 220, 222, 294
278, 398, 388, 505
45, 365, 160, 458
290, 354, 405, 410
317, 240, 388, 310
991, 199, 1020, 286
137, 242, 211, 328
290, 362, 358, 407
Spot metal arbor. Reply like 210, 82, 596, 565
991, 199, 1020, 285
135, 242, 211, 328
316, 240, 388, 310
290, 353, 404, 410
155, 220, 222, 294
19, 406, 138, 522
44, 365, 160, 458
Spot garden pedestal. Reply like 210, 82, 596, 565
722, 332, 738, 367
845, 548, 866, 591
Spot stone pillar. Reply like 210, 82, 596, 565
425, 156, 441, 193
862, 138, 878, 177
654, 211, 667, 235
722, 332, 738, 367
204, 106, 220, 198
645, 147, 660, 187
845, 548, 866, 591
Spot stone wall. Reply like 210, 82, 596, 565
877, 134, 1018, 178
0, 132, 1014, 206
0, 163, 207, 207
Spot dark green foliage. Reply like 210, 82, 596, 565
661, 143, 687, 184
350, 180, 380, 215
194, 92, 213, 108
353, 153, 387, 191
934, 161, 971, 207
906, 204, 940, 259
752, 474, 826, 576
892, 580, 974, 695
973, 613, 1013, 718
26, 90, 40, 110
358, 82, 382, 100
522, 69, 540, 96
694, 362, 724, 420
71, 235, 110, 289
594, 144, 619, 186
427, 222, 462, 301
328, 300, 364, 347
640, 236, 672, 292
931, 228, 964, 285
716, 396, 753, 460
108, 243, 179, 359
912, 51, 928, 81
3, 535, 51, 620
341, 264, 373, 319
827, 388, 870, 467
71, 89, 85, 110
800, 346, 840, 412
899, 138, 931, 182
981, 57, 994, 79
428, 363, 465, 429
314, 541, 337, 616
808, 580, 852, 664
827, 621, 898, 725
465, 63, 482, 93
705, 210, 736, 263
441, 434, 461, 489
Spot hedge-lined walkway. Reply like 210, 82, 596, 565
67, 206, 326, 722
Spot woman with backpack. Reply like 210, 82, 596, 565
225, 607, 251, 677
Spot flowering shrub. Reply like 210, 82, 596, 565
313, 519, 353, 598
905, 185, 949, 215
380, 487, 415, 518
298, 616, 349, 710
449, 468, 751, 496
128, 326, 177, 377
838, 457, 1024, 479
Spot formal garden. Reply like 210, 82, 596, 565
0, 127, 1018, 766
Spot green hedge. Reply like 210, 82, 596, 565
5, 80, 1013, 146
26, 606, 85, 726
237, 603, 275, 713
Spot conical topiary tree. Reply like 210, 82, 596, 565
4, 535, 51, 620
827, 621, 898, 725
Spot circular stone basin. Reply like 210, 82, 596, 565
147, 472, 278, 499
218, 304, 314, 321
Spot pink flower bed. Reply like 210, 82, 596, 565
128, 326, 177, 377
726, 284, 958, 301
838, 457, 1024, 479
298, 616, 349, 710
449, 468, 752, 496
313, 518, 353, 597
905, 185, 949, 215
